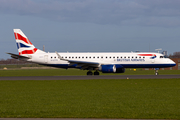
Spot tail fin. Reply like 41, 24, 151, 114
14, 29, 45, 55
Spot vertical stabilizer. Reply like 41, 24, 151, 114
13, 29, 45, 55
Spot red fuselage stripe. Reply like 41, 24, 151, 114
138, 54, 156, 56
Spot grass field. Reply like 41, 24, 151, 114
0, 68, 180, 76
0, 79, 180, 119
0, 64, 44, 69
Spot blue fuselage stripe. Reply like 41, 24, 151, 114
40, 63, 176, 69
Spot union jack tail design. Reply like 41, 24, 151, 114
14, 29, 38, 55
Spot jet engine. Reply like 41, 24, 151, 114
99, 64, 125, 73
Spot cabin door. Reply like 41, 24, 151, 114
44, 55, 48, 63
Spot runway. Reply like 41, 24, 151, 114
0, 75, 180, 80
0, 118, 165, 120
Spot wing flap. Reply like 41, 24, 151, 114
69, 61, 99, 68
55, 52, 100, 69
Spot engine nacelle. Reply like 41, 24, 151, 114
100, 65, 116, 73
99, 65, 125, 73
115, 65, 125, 73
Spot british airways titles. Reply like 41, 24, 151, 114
117, 58, 145, 62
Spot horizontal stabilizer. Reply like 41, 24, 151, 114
6, 53, 30, 59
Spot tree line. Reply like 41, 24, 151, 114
0, 59, 29, 65
169, 52, 180, 58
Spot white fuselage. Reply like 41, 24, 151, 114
26, 52, 175, 69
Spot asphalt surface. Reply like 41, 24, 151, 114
0, 75, 180, 80
0, 118, 168, 120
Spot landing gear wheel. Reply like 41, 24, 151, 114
155, 72, 158, 75
94, 71, 100, 75
155, 69, 159, 75
87, 71, 93, 75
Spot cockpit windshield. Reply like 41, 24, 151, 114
160, 56, 167, 58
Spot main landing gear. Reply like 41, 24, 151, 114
87, 70, 100, 75
155, 68, 159, 75
94, 71, 100, 75
87, 71, 93, 75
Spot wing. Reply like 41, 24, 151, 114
7, 53, 30, 59
55, 52, 100, 69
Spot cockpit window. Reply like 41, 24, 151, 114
160, 56, 164, 58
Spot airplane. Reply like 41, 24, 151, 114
7, 29, 176, 75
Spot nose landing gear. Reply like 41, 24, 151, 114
155, 71, 158, 75
155, 68, 159, 75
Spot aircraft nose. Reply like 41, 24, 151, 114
169, 59, 176, 67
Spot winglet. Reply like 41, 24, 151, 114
55, 51, 68, 61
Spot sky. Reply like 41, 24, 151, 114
0, 0, 180, 59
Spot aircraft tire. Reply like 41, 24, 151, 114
94, 71, 99, 75
87, 71, 93, 75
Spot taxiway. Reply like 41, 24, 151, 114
0, 75, 180, 80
